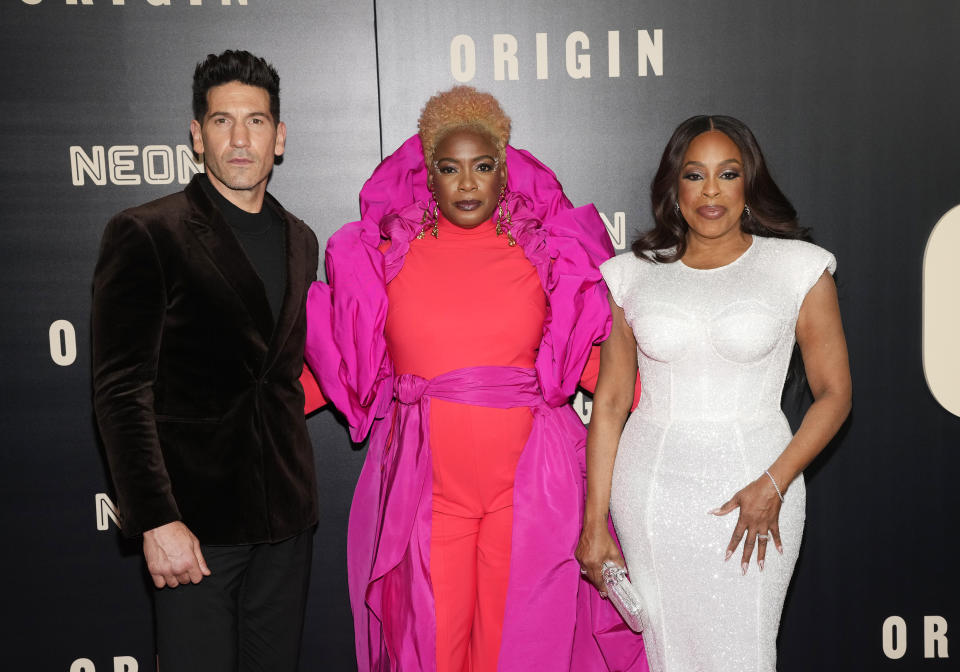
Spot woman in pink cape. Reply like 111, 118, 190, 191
303, 87, 647, 671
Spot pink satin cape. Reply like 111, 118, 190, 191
304, 136, 647, 671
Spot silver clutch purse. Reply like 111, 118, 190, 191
601, 561, 650, 633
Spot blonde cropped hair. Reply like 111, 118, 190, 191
418, 86, 512, 168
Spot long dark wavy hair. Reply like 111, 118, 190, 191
633, 115, 809, 261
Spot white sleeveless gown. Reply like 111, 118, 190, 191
600, 236, 836, 672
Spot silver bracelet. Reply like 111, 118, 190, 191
764, 469, 784, 503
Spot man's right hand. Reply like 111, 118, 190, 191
142, 521, 211, 588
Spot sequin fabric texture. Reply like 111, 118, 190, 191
600, 235, 836, 671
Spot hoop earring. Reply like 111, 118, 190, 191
743, 204, 752, 219
417, 195, 440, 239
496, 186, 517, 247
674, 201, 680, 215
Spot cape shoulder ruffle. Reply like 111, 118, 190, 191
304, 136, 613, 436
303, 135, 647, 671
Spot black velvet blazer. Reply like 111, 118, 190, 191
92, 175, 319, 544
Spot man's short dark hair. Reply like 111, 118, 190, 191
192, 50, 281, 122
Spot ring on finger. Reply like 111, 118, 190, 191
756, 534, 769, 541
599, 591, 608, 599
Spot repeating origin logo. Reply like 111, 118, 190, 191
882, 615, 950, 660
922, 204, 960, 418
70, 657, 141, 672
450, 29, 663, 82
24, 0, 245, 6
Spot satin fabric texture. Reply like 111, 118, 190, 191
304, 136, 648, 671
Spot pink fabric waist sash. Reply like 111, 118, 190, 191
351, 366, 565, 671
351, 365, 647, 672
394, 366, 542, 408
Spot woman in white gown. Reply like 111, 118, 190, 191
576, 115, 852, 671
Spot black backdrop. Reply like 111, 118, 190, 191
1, 1, 956, 670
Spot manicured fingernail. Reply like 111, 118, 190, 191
777, 544, 783, 555
741, 562, 748, 575
709, 508, 722, 515
758, 559, 764, 571
724, 550, 732, 561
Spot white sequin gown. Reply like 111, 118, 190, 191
599, 236, 836, 672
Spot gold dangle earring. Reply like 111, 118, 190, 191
497, 185, 517, 247
416, 207, 428, 239
495, 186, 516, 246
495, 186, 505, 236
417, 194, 440, 239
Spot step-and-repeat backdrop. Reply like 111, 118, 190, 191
1, 1, 956, 670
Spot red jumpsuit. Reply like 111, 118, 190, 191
299, 215, 638, 671
385, 214, 544, 672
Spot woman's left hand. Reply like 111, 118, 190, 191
711, 475, 784, 574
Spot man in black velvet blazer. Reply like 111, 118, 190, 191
92, 51, 318, 671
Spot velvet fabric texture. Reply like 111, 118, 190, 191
92, 174, 319, 544
305, 136, 648, 671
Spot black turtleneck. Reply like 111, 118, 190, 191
199, 174, 287, 325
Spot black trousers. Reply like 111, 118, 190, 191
154, 528, 314, 672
